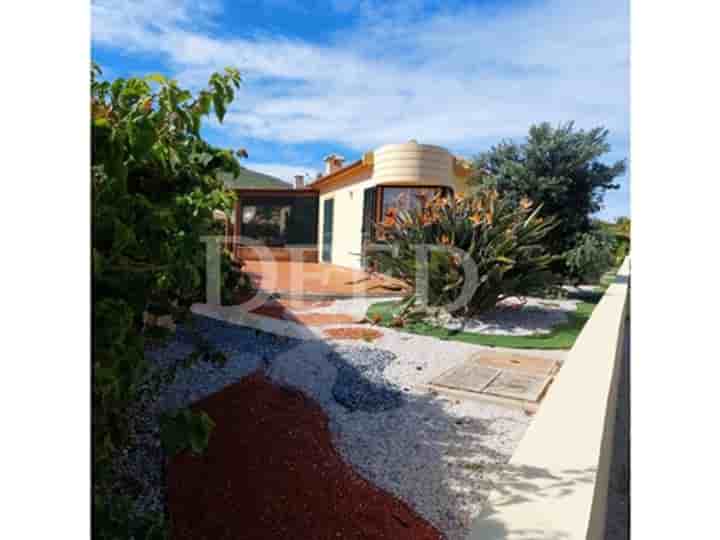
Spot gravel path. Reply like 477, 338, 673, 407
115, 314, 537, 539
266, 340, 532, 539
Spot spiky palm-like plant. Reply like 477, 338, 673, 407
368, 189, 558, 320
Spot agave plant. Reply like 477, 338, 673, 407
368, 188, 558, 320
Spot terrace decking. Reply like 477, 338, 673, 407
241, 260, 409, 299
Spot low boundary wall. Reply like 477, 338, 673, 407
468, 257, 631, 540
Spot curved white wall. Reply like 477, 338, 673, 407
373, 141, 455, 188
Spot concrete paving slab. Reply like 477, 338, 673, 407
430, 363, 502, 394
483, 371, 552, 402
468, 351, 559, 377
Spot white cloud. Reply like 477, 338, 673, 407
92, 0, 629, 156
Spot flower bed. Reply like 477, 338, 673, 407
367, 294, 602, 350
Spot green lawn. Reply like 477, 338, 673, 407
366, 293, 603, 350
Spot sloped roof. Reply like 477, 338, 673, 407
307, 159, 366, 190
219, 166, 293, 190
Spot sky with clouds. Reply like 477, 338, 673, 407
92, 0, 629, 219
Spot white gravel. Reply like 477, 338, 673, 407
267, 335, 541, 540
304, 296, 402, 319
116, 315, 559, 539
312, 294, 581, 337
434, 296, 580, 336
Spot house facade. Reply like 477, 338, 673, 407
227, 141, 473, 270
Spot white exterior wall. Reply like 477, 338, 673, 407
317, 142, 467, 269
317, 169, 374, 269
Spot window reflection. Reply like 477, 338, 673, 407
241, 203, 292, 246
380, 186, 450, 225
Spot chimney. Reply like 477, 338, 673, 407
294, 174, 305, 189
323, 154, 345, 175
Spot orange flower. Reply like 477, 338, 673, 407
519, 197, 533, 210
440, 234, 450, 245
420, 209, 437, 225
486, 204, 494, 225
382, 208, 398, 227
470, 212, 484, 226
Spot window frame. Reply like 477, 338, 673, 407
234, 190, 319, 247
374, 184, 454, 239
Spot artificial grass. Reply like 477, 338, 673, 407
366, 293, 602, 350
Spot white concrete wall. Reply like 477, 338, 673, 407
468, 257, 631, 540
317, 142, 466, 269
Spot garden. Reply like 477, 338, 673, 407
92, 63, 628, 540
359, 123, 627, 351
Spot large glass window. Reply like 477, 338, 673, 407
379, 186, 452, 225
241, 203, 291, 246
239, 196, 318, 246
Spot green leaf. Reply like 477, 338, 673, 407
212, 92, 226, 123
93, 117, 110, 129
146, 73, 167, 85
92, 64, 244, 520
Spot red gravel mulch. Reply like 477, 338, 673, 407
294, 312, 358, 326
323, 327, 384, 342
167, 372, 443, 540
278, 298, 335, 311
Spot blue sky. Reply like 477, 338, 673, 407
92, 0, 629, 219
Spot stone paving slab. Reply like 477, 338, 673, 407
429, 354, 555, 405
483, 371, 552, 402
430, 363, 502, 394
467, 351, 559, 377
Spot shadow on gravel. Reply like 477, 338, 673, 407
153, 313, 597, 540
464, 315, 631, 540
147, 315, 465, 535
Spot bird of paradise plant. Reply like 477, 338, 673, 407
368, 187, 558, 322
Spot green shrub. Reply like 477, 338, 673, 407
470, 122, 626, 268
614, 237, 630, 265
368, 189, 558, 320
93, 494, 166, 540
563, 229, 617, 284
159, 409, 216, 457
92, 63, 246, 536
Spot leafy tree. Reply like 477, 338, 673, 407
614, 216, 631, 238
92, 63, 246, 537
597, 216, 631, 265
470, 122, 626, 275
564, 228, 617, 284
